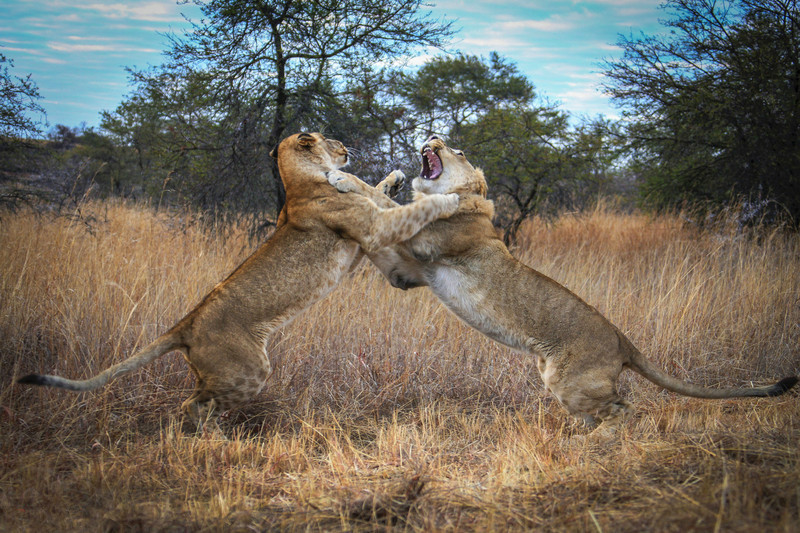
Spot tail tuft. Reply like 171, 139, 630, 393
768, 376, 799, 396
18, 374, 48, 386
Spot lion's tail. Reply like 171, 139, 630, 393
17, 331, 183, 392
622, 335, 798, 399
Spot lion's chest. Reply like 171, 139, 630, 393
429, 266, 474, 309
327, 240, 361, 284
428, 264, 525, 351
428, 266, 492, 329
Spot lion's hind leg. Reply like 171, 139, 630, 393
586, 398, 633, 442
181, 375, 268, 434
541, 355, 632, 439
557, 387, 632, 443
181, 343, 271, 433
181, 392, 221, 434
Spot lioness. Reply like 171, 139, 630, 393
331, 135, 798, 436
18, 132, 459, 431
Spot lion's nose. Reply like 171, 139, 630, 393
426, 134, 440, 142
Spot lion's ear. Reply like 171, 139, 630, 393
269, 145, 279, 158
297, 133, 316, 147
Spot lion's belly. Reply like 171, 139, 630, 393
252, 238, 361, 339
306, 239, 361, 301
428, 265, 525, 350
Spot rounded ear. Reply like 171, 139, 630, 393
297, 132, 316, 147
269, 145, 279, 158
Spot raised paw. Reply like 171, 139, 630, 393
390, 271, 423, 290
379, 170, 406, 197
438, 192, 460, 216
326, 170, 358, 193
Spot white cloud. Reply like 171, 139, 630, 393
1, 45, 44, 55
81, 2, 181, 23
497, 16, 576, 32
457, 35, 530, 49
559, 87, 614, 115
594, 42, 623, 52
55, 13, 82, 22
565, 71, 605, 83
589, 0, 660, 7
404, 53, 437, 67
47, 41, 159, 53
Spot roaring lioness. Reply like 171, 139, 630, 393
331, 135, 798, 436
18, 132, 459, 430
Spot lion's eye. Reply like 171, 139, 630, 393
455, 150, 464, 157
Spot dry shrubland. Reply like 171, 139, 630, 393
1, 200, 798, 531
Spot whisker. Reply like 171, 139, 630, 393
345, 146, 363, 162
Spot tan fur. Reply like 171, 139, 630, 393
18, 132, 459, 431
332, 135, 798, 437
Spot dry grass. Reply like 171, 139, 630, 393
1, 200, 798, 532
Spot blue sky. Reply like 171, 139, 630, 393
1, 0, 665, 132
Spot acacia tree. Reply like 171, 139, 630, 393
101, 67, 270, 220
399, 52, 535, 138
149, 0, 452, 214
0, 52, 45, 140
0, 52, 48, 209
458, 108, 618, 244
603, 0, 800, 220
388, 53, 618, 243
319, 53, 538, 200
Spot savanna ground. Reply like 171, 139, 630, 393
1, 200, 798, 532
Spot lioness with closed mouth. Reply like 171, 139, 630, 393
18, 132, 459, 431
330, 135, 798, 437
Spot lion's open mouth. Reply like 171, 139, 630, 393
421, 146, 443, 180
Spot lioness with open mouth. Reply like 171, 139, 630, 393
18, 132, 459, 431
329, 135, 798, 437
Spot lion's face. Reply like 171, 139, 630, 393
412, 135, 487, 197
272, 132, 349, 177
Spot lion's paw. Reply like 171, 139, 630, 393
380, 170, 406, 197
439, 192, 460, 216
326, 170, 358, 193
389, 270, 423, 290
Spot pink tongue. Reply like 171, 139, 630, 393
426, 152, 442, 180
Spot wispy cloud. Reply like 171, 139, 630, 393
593, 0, 664, 18
594, 42, 623, 52
589, 0, 660, 6
498, 16, 576, 32
1, 45, 45, 56
565, 70, 606, 83
47, 41, 159, 53
80, 2, 181, 23
55, 13, 82, 22
457, 35, 531, 50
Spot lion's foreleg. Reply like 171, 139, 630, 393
327, 169, 404, 208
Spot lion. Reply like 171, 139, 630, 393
330, 135, 798, 436
17, 132, 459, 431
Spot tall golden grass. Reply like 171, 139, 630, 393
1, 200, 798, 531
